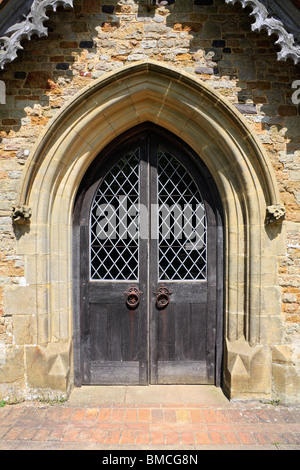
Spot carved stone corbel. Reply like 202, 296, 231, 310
266, 204, 286, 224
11, 203, 32, 225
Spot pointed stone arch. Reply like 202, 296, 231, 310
14, 61, 284, 399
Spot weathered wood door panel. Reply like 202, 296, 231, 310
74, 126, 223, 386
149, 138, 217, 385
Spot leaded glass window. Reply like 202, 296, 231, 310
158, 148, 207, 280
90, 148, 140, 281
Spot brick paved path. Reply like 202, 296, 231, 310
0, 401, 300, 450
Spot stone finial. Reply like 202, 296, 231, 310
266, 204, 286, 224
11, 203, 32, 224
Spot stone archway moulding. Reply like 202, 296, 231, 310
14, 61, 284, 399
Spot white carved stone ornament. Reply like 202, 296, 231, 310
11, 203, 32, 224
225, 0, 300, 64
0, 0, 299, 68
0, 0, 73, 69
266, 204, 286, 224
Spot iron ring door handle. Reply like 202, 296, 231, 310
124, 285, 142, 309
154, 285, 173, 308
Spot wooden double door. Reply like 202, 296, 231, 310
74, 126, 223, 386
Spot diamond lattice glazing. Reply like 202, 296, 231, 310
90, 146, 207, 282
90, 149, 140, 280
158, 148, 207, 280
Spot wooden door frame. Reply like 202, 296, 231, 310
72, 122, 224, 387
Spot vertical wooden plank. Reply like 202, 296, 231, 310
206, 217, 217, 382
149, 134, 159, 384
157, 303, 175, 362
216, 221, 224, 387
190, 302, 206, 360
72, 219, 82, 386
138, 137, 149, 384
121, 307, 130, 362
107, 303, 122, 361
80, 225, 91, 384
121, 306, 140, 362
174, 303, 190, 361
90, 304, 108, 362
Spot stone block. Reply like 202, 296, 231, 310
278, 105, 297, 116
261, 286, 282, 314
259, 315, 284, 344
26, 341, 72, 394
13, 315, 37, 345
224, 337, 272, 400
102, 5, 114, 14
194, 0, 213, 4
36, 314, 50, 344
79, 41, 95, 49
5, 285, 37, 316
195, 66, 215, 75
212, 40, 226, 48
272, 345, 300, 403
234, 103, 257, 114
198, 22, 221, 40
56, 63, 70, 70
82, 0, 101, 13
24, 71, 52, 89
60, 41, 78, 49
0, 345, 25, 401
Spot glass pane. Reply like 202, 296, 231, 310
90, 148, 140, 281
158, 148, 207, 281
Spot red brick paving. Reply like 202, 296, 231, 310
0, 402, 300, 449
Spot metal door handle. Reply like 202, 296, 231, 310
124, 285, 142, 309
154, 285, 172, 308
